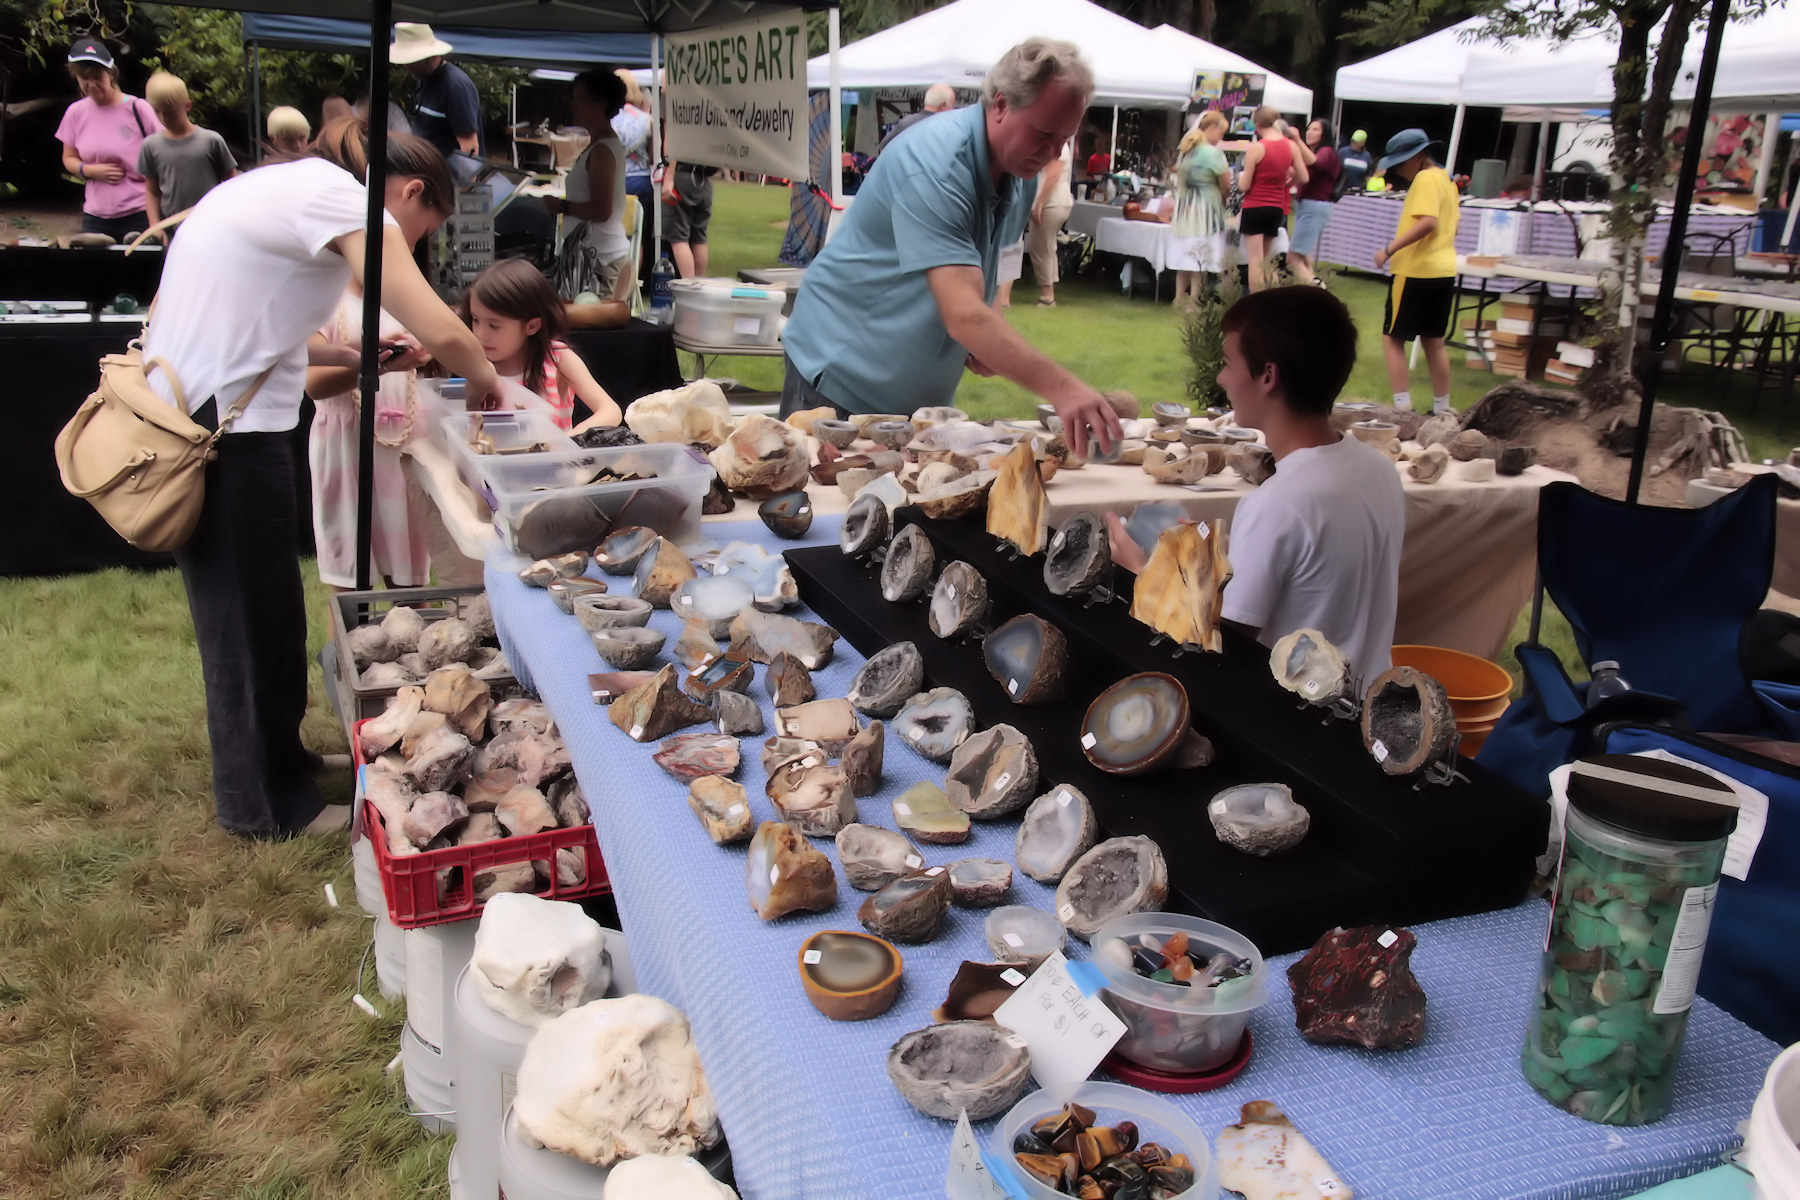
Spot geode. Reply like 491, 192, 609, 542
1042, 512, 1111, 597
405, 726, 476, 794
986, 905, 1066, 971
987, 441, 1047, 555
840, 719, 885, 798
404, 790, 469, 847
420, 664, 493, 741
891, 781, 971, 844
612, 665, 713, 742
575, 594, 653, 633
836, 823, 927, 891
634, 537, 697, 608
1232, 442, 1278, 486
1270, 628, 1356, 709
745, 821, 838, 920
547, 576, 609, 614
945, 725, 1039, 819
1361, 666, 1459, 775
1015, 784, 1099, 883
1208, 783, 1311, 856
759, 490, 814, 539
1286, 925, 1426, 1049
1409, 444, 1450, 484
880, 524, 936, 603
348, 623, 398, 668
886, 1020, 1032, 1121
916, 471, 996, 521
767, 758, 856, 836
1055, 836, 1170, 941
653, 733, 741, 783
419, 617, 480, 670
714, 542, 800, 612
689, 775, 754, 844
730, 609, 838, 670
848, 642, 925, 718
671, 574, 756, 637
840, 493, 891, 558
594, 526, 660, 575
983, 615, 1068, 705
1081, 673, 1192, 776
774, 698, 861, 754
1217, 1101, 1351, 1200
592, 626, 667, 670
470, 893, 610, 1027
859, 868, 954, 943
708, 413, 810, 498
763, 651, 816, 707
928, 561, 989, 639
946, 859, 1012, 907
712, 690, 764, 737
892, 687, 975, 763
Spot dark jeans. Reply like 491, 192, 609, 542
626, 173, 655, 283
81, 209, 149, 240
779, 355, 849, 420
173, 402, 322, 837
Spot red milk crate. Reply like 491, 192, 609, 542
353, 719, 609, 929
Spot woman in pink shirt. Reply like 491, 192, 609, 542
55, 37, 161, 240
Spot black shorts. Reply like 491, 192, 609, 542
1384, 275, 1455, 342
663, 166, 714, 244
1239, 205, 1286, 239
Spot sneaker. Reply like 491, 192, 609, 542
301, 804, 353, 836
315, 753, 353, 772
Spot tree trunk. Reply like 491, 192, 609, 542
1197, 0, 1215, 41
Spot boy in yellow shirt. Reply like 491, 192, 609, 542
1372, 129, 1459, 413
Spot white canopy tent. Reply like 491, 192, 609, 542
1143, 24, 1312, 115
1333, 17, 1512, 106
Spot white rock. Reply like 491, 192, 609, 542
604, 1153, 737, 1199
471, 893, 611, 1027
514, 995, 721, 1167
625, 381, 733, 448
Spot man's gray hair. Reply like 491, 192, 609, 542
923, 83, 957, 111
982, 38, 1094, 109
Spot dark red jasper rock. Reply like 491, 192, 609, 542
1287, 924, 1426, 1050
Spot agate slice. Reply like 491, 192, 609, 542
653, 733, 740, 783
880, 524, 936, 603
688, 775, 754, 844
1129, 523, 1230, 652
774, 699, 860, 753
1152, 401, 1191, 426
712, 690, 763, 737
1208, 783, 1310, 856
1287, 925, 1425, 1050
1081, 673, 1191, 775
893, 688, 975, 762
574, 594, 653, 633
848, 642, 925, 719
547, 576, 608, 614
761, 736, 822, 776
673, 623, 722, 672
1270, 628, 1356, 708
836, 823, 926, 891
840, 720, 885, 797
799, 930, 903, 1021
592, 626, 667, 670
612, 665, 712, 742
1361, 666, 1459, 776
767, 758, 856, 836
731, 609, 838, 670
713, 542, 799, 611
859, 868, 953, 943
1055, 836, 1170, 941
1015, 784, 1099, 883
840, 493, 891, 557
594, 526, 659, 575
891, 781, 971, 844
983, 615, 1068, 705
1122, 500, 1186, 560
1216, 1101, 1353, 1200
671, 575, 756, 637
745, 821, 838, 920
1043, 512, 1111, 597
682, 651, 754, 700
758, 490, 814, 539
886, 1020, 1032, 1121
928, 562, 989, 639
986, 905, 1066, 970
763, 652, 815, 707
917, 472, 996, 521
947, 859, 1012, 908
945, 725, 1039, 820
986, 441, 1047, 555
634, 537, 697, 608
932, 961, 1025, 1023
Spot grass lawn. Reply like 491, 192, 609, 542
0, 180, 1784, 1195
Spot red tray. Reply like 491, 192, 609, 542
354, 719, 609, 929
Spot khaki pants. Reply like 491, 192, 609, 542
1027, 202, 1073, 286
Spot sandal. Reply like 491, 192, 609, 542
1036, 298, 1057, 307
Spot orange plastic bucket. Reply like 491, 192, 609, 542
1391, 645, 1513, 703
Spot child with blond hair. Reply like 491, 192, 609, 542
136, 71, 236, 238
267, 106, 312, 155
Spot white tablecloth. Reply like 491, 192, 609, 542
1096, 216, 1288, 277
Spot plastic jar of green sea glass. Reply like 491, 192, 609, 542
1521, 754, 1738, 1126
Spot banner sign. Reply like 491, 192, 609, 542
664, 8, 809, 180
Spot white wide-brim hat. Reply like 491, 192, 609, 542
391, 22, 454, 64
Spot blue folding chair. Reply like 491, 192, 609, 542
1478, 474, 1780, 798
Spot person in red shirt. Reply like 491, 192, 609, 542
1234, 106, 1309, 292
1086, 148, 1111, 179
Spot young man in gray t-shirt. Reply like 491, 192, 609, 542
137, 72, 236, 238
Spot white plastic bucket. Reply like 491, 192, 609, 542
373, 913, 406, 1000
402, 1020, 456, 1134
1746, 1041, 1800, 1200
498, 1105, 612, 1200
448, 931, 633, 1200
400, 919, 478, 1132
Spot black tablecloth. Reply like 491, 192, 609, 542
5, 324, 312, 577
564, 319, 683, 409
1, 245, 166, 309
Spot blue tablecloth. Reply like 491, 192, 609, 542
486, 515, 1780, 1200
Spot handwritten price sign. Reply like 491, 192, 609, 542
992, 952, 1126, 1087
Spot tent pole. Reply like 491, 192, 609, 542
1527, 118, 1550, 247
1625, 0, 1730, 506
1753, 111, 1779, 204
1784, 190, 1800, 252
651, 37, 662, 255
356, 0, 393, 591
244, 40, 257, 161
510, 83, 518, 169
1330, 97, 1341, 140
1445, 102, 1465, 176
250, 41, 263, 165
829, 5, 842, 217
1110, 106, 1119, 161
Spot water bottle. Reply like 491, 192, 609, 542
648, 254, 677, 326
1586, 661, 1632, 708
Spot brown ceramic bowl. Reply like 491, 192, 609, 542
798, 930, 903, 1021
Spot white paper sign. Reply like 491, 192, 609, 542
991, 952, 1126, 1088
946, 1108, 1012, 1200
664, 9, 809, 179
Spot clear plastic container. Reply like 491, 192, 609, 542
418, 377, 556, 444
669, 279, 784, 346
1089, 912, 1267, 1074
990, 1080, 1217, 1200
1521, 754, 1737, 1125
440, 410, 578, 505
480, 442, 716, 556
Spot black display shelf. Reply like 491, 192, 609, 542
786, 507, 1548, 955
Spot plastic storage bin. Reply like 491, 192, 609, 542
1089, 912, 1268, 1074
442, 409, 578, 505
480, 442, 716, 556
669, 279, 784, 347
417, 377, 552, 442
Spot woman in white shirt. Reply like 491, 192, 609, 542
545, 69, 631, 298
143, 119, 502, 840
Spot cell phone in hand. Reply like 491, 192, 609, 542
376, 341, 406, 365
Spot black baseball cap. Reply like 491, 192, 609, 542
68, 38, 115, 69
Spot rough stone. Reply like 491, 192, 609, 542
1287, 924, 1426, 1050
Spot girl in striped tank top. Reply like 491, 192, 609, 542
462, 258, 622, 432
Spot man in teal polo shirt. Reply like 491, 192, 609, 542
782, 37, 1120, 456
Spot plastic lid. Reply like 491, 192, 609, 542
1591, 660, 1620, 672
1567, 754, 1740, 843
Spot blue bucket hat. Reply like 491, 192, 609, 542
1378, 128, 1441, 171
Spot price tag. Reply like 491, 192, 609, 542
1197, 521, 1210, 539
994, 773, 1012, 792
728, 804, 747, 817
894, 802, 912, 817
802, 949, 822, 965
925, 866, 945, 877
1305, 679, 1320, 694
1377, 929, 1398, 949
1003, 932, 1024, 948
946, 1108, 1016, 1200
630, 724, 646, 741
1007, 678, 1019, 695
1056, 788, 1073, 806
769, 866, 780, 885
909, 727, 925, 741
904, 855, 923, 869
1080, 732, 1097, 749
992, 952, 1128, 1088
1371, 739, 1388, 763
1316, 1176, 1348, 1196
798, 505, 811, 516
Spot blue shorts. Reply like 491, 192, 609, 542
1290, 199, 1333, 257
